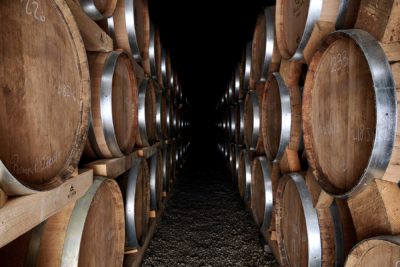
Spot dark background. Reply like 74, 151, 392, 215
149, 0, 275, 148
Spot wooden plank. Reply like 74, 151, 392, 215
85, 157, 130, 178
136, 143, 160, 159
348, 179, 400, 241
65, 0, 113, 52
0, 169, 93, 248
86, 143, 161, 178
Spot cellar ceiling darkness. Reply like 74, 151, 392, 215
149, 0, 275, 145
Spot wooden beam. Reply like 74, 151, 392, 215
0, 170, 93, 248
85, 143, 161, 178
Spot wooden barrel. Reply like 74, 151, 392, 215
149, 149, 163, 212
85, 51, 137, 159
161, 49, 172, 90
276, 173, 356, 267
149, 21, 162, 83
233, 43, 252, 99
136, 79, 157, 147
229, 143, 237, 182
345, 236, 400, 267
302, 29, 400, 198
227, 80, 235, 104
0, 178, 125, 266
162, 144, 172, 194
155, 87, 163, 140
251, 156, 274, 231
236, 100, 245, 144
244, 88, 264, 154
79, 0, 117, 20
109, 0, 150, 72
250, 6, 281, 88
0, 0, 90, 191
238, 149, 252, 204
261, 72, 302, 161
355, 0, 399, 43
229, 105, 237, 141
169, 95, 176, 137
160, 91, 171, 139
119, 158, 150, 249
276, 0, 361, 62
170, 141, 177, 182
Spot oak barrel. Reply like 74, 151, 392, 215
276, 173, 356, 267
162, 144, 172, 194
250, 6, 281, 87
155, 87, 163, 139
79, 0, 117, 20
275, 0, 360, 62
244, 88, 265, 154
85, 51, 138, 159
136, 79, 157, 147
238, 150, 252, 204
161, 49, 172, 90
108, 0, 150, 71
229, 105, 237, 141
236, 100, 245, 144
160, 91, 171, 139
149, 149, 163, 212
344, 236, 400, 267
149, 21, 162, 83
0, 0, 90, 191
118, 158, 150, 249
250, 156, 274, 232
261, 72, 302, 161
302, 29, 400, 197
0, 178, 125, 266
228, 143, 238, 184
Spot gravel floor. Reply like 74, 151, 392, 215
142, 145, 277, 266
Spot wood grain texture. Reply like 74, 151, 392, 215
136, 79, 157, 147
66, 0, 114, 52
303, 33, 400, 195
355, 0, 400, 43
275, 174, 356, 267
244, 88, 265, 154
84, 52, 138, 158
303, 34, 374, 194
348, 179, 400, 241
344, 237, 400, 267
85, 142, 161, 178
276, 0, 311, 58
135, 0, 150, 74
250, 7, 281, 88
261, 73, 302, 160
276, 0, 360, 61
0, 0, 90, 190
0, 170, 93, 249
34, 178, 125, 267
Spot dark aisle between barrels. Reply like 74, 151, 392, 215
143, 142, 276, 266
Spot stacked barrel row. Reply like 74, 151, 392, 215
217, 1, 400, 266
0, 0, 190, 266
